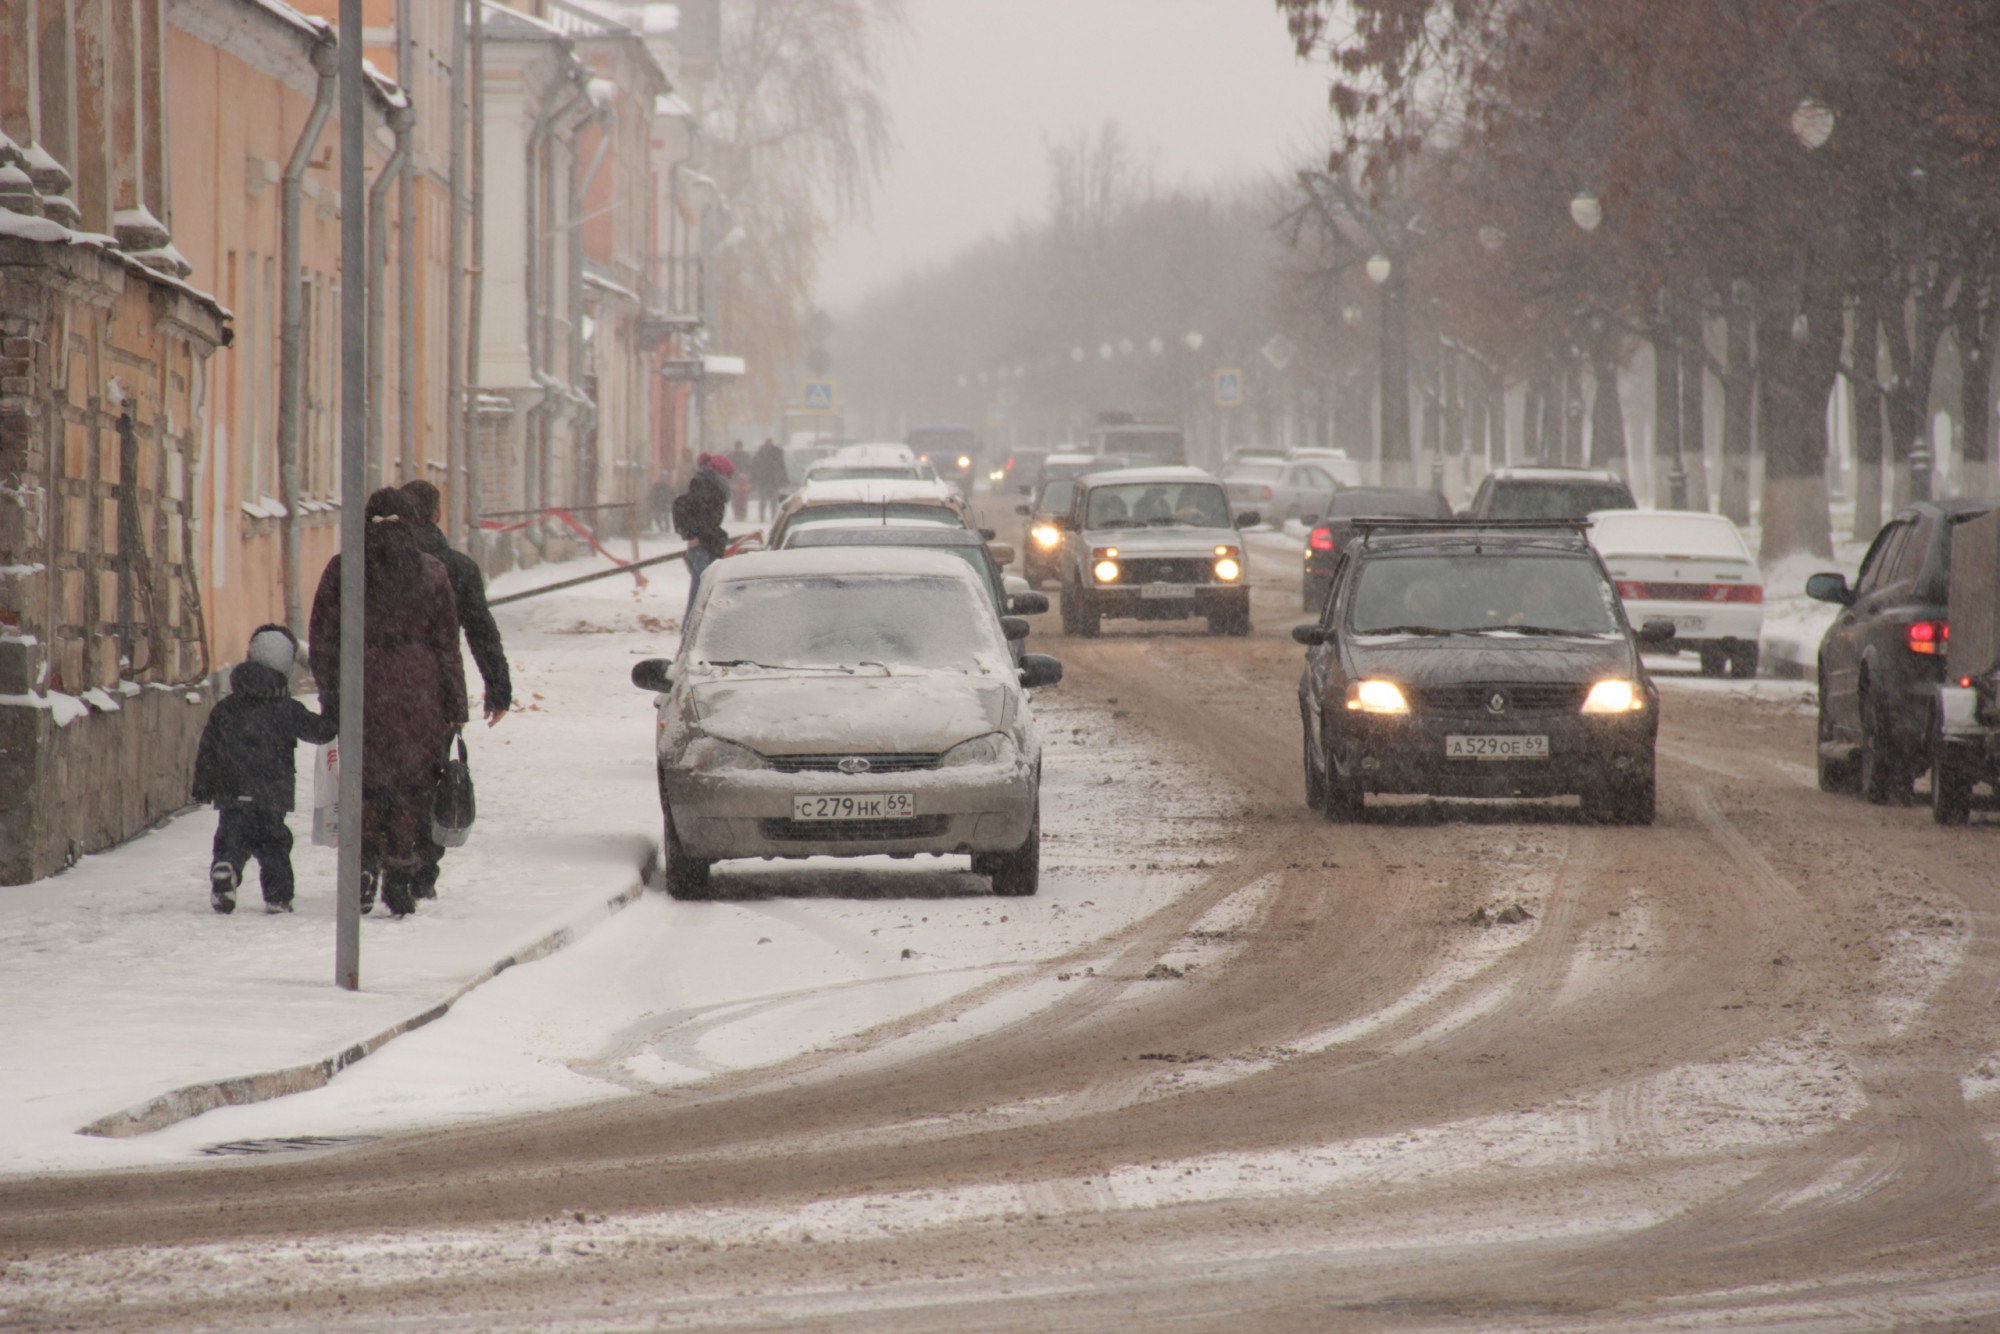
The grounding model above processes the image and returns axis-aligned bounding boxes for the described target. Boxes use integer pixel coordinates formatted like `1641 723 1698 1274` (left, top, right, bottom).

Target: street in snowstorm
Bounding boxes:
7 0 2000 1331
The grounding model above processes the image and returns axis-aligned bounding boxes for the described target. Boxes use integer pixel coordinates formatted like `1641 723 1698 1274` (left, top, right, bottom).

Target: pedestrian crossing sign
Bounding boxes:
802 379 837 412
1215 369 1243 407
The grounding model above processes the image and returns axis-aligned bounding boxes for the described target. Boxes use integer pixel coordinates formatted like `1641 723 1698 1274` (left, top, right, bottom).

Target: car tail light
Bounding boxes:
1309 528 1335 551
1615 580 1763 603
1908 619 1947 654
1714 584 1763 603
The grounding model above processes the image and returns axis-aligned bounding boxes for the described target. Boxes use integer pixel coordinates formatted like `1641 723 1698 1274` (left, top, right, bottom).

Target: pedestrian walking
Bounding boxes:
752 437 786 520
672 453 732 622
649 474 676 533
192 624 337 914
401 479 511 900
307 487 469 918
727 440 753 521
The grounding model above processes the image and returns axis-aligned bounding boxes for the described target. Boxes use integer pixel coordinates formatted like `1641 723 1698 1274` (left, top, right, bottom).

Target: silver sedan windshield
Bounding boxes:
694 574 1007 670
1351 554 1621 636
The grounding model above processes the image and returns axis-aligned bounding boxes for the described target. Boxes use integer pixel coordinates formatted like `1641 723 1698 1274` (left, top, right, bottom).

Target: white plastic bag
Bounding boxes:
311 741 340 847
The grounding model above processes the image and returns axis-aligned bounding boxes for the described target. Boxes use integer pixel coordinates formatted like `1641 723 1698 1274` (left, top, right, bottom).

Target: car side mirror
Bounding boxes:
979 527 997 540
1000 616 1032 641
1291 624 1328 646
1018 653 1063 687
1635 619 1677 647
1805 572 1854 606
1235 511 1262 529
988 542 1017 566
631 658 674 692
1015 504 1033 517
1009 591 1051 616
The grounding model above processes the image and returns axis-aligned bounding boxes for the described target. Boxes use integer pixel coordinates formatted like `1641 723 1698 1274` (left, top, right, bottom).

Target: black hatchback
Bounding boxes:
1292 522 1673 824
1807 498 1999 802
1303 487 1453 611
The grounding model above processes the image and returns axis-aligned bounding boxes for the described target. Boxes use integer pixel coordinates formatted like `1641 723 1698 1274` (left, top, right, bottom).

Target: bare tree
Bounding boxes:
705 0 904 421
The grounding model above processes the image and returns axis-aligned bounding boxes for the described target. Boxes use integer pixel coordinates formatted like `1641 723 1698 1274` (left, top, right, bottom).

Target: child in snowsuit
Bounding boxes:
191 625 338 914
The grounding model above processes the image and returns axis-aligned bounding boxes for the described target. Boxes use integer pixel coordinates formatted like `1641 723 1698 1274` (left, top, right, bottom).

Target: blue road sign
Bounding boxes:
1214 369 1243 407
802 379 837 412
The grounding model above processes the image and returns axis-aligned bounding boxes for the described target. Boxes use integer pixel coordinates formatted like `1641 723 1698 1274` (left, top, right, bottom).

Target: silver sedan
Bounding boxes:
631 548 1062 899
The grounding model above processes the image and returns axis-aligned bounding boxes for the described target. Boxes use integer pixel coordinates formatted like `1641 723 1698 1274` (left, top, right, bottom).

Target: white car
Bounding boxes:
1589 510 1763 677
803 442 927 482
1288 448 1365 487
632 548 1063 899
768 476 967 545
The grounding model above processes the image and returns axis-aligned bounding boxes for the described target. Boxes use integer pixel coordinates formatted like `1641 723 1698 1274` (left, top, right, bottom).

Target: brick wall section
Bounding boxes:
0 234 223 885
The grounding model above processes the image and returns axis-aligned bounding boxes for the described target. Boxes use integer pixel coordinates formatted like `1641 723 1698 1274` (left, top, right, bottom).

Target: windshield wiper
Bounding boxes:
704 659 859 672
1357 624 1455 637
1489 625 1606 637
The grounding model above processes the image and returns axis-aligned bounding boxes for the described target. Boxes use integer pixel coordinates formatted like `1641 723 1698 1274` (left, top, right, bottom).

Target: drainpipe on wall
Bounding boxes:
569 88 612 508
397 0 417 486
365 102 413 489
465 0 486 561
278 34 341 636
523 71 590 536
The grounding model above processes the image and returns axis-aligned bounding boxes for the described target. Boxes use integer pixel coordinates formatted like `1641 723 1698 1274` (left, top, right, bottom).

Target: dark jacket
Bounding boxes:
673 467 730 555
415 521 512 713
752 441 786 491
308 552 470 788
192 661 338 813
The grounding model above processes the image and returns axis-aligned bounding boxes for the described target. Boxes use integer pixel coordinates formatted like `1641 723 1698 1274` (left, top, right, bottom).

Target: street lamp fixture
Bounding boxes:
1790 97 1836 150
1183 332 1204 351
1569 192 1602 232
1365 254 1393 284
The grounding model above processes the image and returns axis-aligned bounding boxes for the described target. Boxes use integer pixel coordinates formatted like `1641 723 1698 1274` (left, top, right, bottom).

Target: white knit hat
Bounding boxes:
247 626 297 674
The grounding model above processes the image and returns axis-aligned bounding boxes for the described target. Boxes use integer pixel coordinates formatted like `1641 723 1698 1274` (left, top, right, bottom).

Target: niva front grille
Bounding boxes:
767 753 943 774
1410 683 1589 715
1123 558 1213 584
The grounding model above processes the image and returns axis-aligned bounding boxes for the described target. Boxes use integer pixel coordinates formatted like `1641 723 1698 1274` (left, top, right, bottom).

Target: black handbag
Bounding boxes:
433 735 476 847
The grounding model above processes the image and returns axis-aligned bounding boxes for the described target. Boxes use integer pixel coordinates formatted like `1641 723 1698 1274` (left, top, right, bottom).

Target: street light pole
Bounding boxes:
1368 254 1411 484
335 0 367 990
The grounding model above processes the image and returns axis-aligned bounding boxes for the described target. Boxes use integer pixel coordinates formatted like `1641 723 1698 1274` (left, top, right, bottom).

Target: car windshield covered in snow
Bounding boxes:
693 574 1007 671
1085 481 1230 529
1350 553 1622 637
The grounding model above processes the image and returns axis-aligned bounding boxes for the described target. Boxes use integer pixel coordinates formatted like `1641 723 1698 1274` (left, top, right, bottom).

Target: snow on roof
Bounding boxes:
708 546 981 584
1588 510 1754 561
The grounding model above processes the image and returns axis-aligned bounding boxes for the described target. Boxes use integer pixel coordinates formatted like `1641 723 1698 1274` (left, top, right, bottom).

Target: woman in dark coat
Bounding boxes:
308 487 469 917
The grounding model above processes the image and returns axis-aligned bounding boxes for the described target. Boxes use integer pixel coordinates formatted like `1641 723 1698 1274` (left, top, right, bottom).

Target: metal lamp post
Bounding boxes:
1367 253 1411 484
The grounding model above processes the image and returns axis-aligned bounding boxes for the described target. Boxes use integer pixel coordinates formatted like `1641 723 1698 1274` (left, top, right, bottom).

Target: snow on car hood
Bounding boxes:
688 672 1011 754
1082 526 1235 555
1348 634 1633 686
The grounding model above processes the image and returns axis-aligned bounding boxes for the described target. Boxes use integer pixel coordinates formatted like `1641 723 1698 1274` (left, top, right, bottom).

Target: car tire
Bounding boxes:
1071 592 1101 638
1858 692 1913 805
988 807 1039 896
660 806 713 900
1728 643 1759 678
1319 743 1363 822
1698 644 1728 677
1301 714 1325 809
1932 743 1974 825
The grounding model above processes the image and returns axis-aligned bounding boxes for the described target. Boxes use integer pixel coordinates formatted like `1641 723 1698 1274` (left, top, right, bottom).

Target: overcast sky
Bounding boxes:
815 0 1335 313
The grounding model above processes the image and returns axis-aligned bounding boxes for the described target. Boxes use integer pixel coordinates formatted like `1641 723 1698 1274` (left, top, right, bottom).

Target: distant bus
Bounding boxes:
1090 419 1186 467
905 424 979 495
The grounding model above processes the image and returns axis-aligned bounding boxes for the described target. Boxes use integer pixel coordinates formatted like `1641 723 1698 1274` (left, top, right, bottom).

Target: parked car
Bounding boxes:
1057 467 1254 637
1017 476 1078 589
767 477 967 546
1292 521 1673 823
1464 466 1636 521
781 442 839 487
1302 487 1453 612
803 442 925 483
1589 510 1763 678
1808 498 2000 802
782 524 1051 661
632 548 1061 899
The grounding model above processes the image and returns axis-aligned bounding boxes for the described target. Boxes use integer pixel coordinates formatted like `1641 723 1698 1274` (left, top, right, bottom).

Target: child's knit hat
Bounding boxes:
247 624 298 674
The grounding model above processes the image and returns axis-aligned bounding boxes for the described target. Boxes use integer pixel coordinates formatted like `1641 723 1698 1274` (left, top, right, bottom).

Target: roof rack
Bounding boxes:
1348 517 1593 549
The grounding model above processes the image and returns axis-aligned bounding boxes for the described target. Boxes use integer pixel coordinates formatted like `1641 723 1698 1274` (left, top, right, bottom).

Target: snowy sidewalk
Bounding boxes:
0 536 697 1176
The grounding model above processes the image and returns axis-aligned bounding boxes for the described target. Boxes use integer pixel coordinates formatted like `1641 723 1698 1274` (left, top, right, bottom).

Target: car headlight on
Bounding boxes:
1093 559 1121 583
1214 556 1242 581
957 455 972 470
683 736 770 771
1346 679 1410 714
989 468 1006 482
940 732 1015 767
1031 524 1062 549
1582 679 1645 713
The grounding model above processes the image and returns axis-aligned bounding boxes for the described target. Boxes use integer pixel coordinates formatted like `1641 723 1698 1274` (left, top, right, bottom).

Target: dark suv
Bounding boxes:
1465 467 1636 521
1292 521 1672 823
1808 498 2000 802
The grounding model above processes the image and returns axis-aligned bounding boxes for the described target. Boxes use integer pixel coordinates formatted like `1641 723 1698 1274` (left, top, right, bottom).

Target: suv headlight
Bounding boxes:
940 733 1016 767
683 736 770 771
1031 523 1062 549
1581 679 1644 713
1346 680 1409 714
